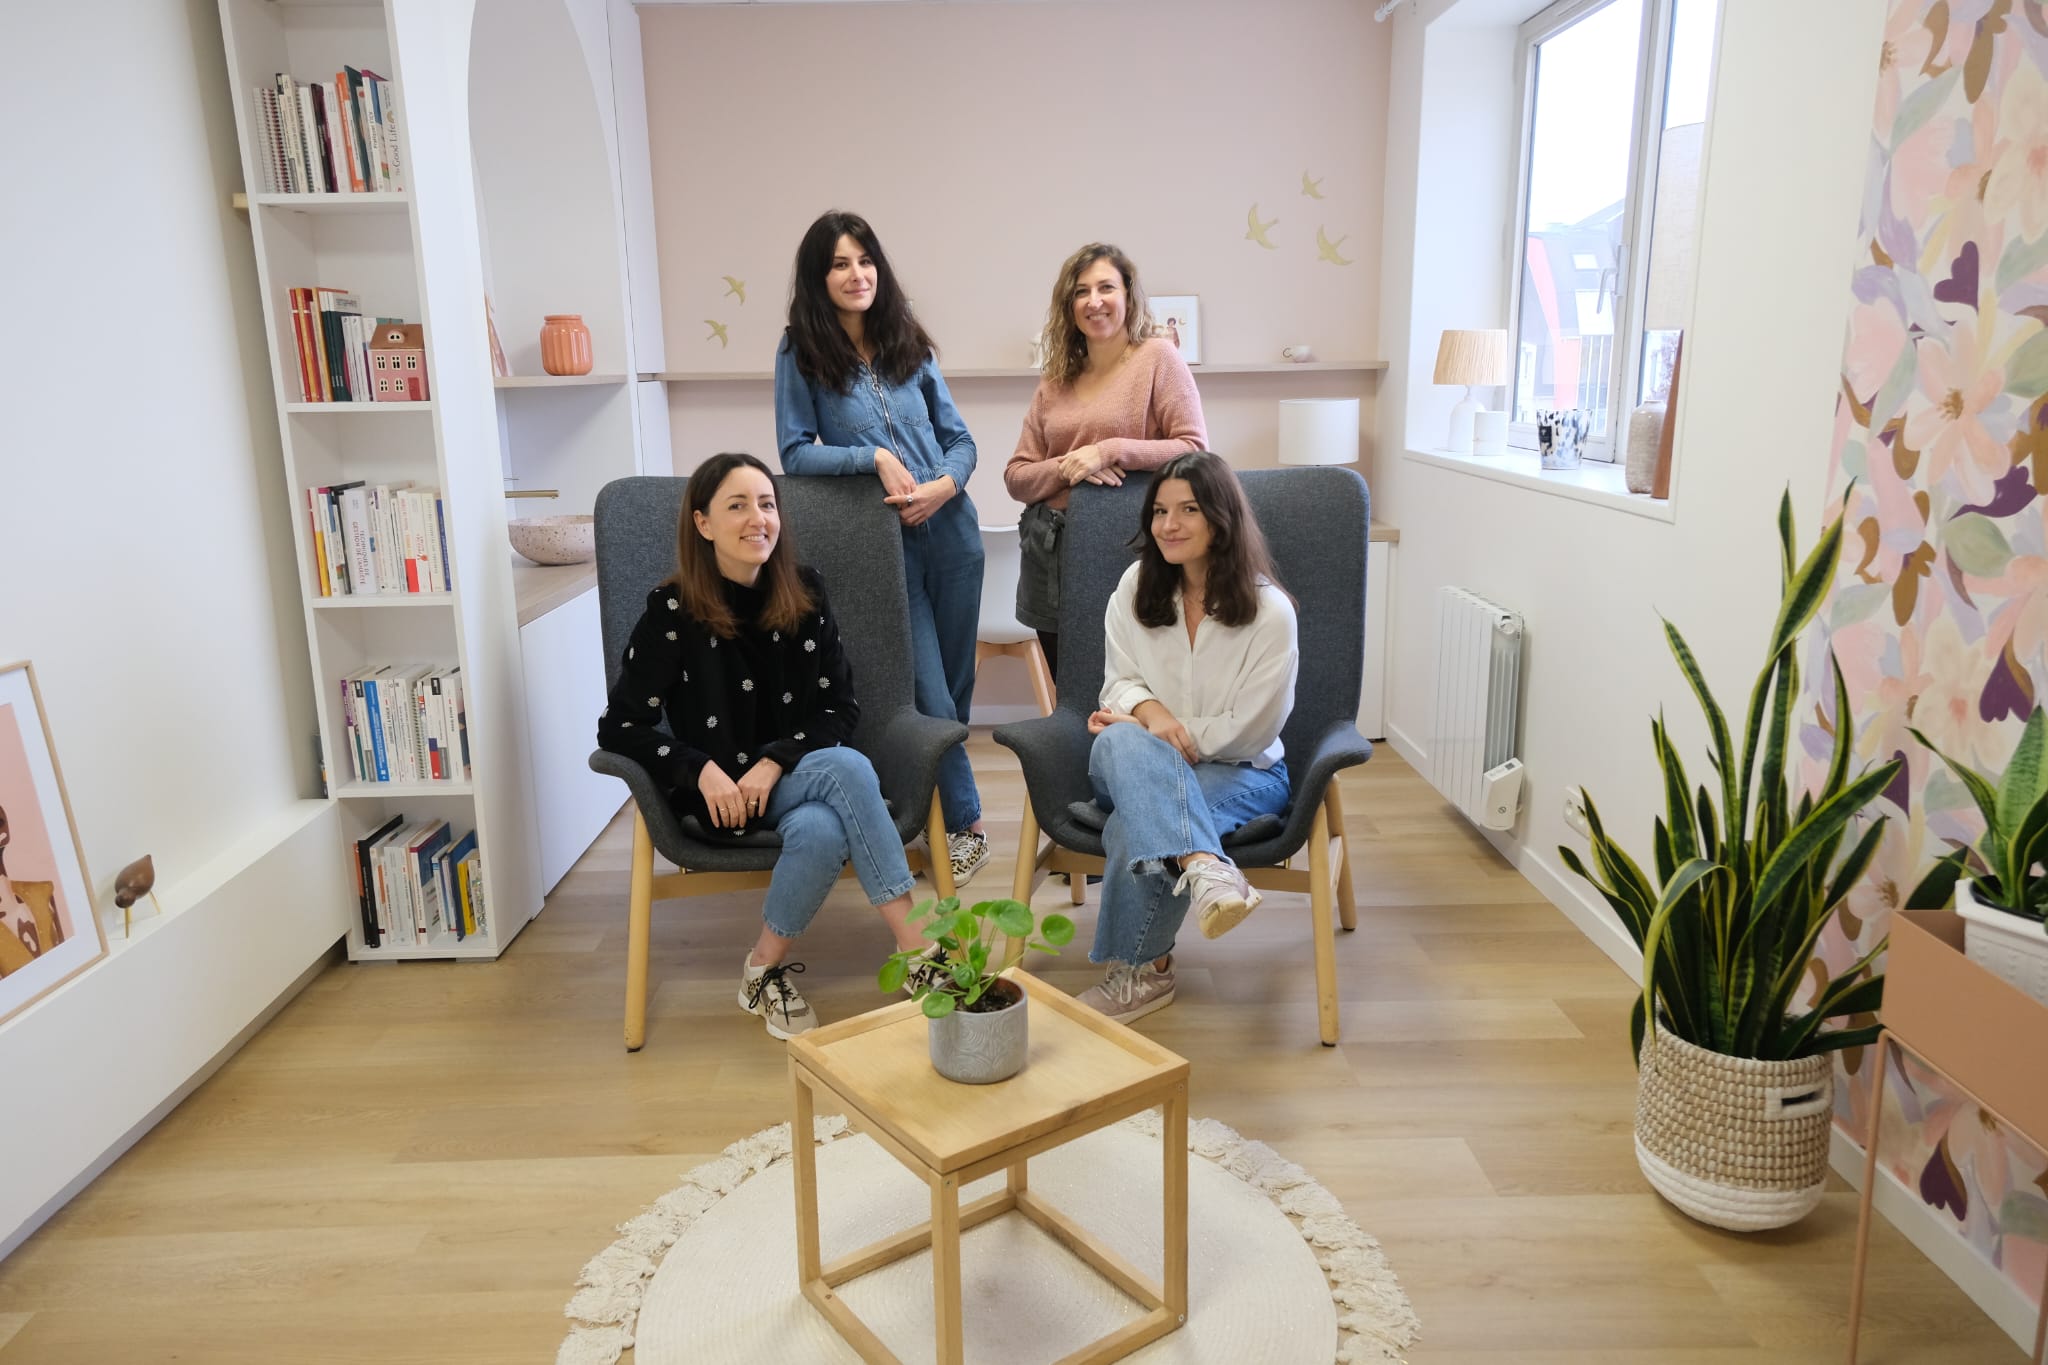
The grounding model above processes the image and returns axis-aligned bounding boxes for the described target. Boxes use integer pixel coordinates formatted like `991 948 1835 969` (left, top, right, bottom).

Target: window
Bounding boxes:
1509 0 1719 459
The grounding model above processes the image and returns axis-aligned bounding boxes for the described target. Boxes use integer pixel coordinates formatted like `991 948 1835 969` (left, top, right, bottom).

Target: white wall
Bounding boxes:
0 0 354 1252
1375 0 1886 965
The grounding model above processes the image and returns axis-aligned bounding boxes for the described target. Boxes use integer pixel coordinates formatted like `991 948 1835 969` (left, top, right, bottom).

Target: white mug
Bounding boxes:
1282 345 1315 363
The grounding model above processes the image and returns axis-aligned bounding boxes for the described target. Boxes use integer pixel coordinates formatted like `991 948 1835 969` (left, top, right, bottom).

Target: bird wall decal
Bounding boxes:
1301 172 1324 199
1245 203 1278 250
705 319 730 348
1316 226 1353 265
722 276 746 303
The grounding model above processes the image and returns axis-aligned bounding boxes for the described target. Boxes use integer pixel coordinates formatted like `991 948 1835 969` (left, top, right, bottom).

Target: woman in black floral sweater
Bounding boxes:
598 453 930 1039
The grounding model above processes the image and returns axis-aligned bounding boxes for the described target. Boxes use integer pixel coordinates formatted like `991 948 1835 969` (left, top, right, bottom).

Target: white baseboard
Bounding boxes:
0 799 352 1259
1829 1127 2041 1352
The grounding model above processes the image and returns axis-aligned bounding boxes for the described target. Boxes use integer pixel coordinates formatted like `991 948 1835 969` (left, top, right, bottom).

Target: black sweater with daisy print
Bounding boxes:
597 567 858 832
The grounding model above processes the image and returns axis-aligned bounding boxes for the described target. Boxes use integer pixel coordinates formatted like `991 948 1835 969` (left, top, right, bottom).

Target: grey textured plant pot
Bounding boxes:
927 978 1028 1084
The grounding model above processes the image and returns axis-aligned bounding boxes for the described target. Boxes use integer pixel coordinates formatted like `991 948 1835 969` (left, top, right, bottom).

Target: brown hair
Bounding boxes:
1130 452 1284 630
670 453 815 638
783 210 936 392
1037 242 1155 390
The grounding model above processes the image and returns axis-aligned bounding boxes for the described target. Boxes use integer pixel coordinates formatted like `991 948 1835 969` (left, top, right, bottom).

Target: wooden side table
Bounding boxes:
786 969 1192 1365
1845 910 2048 1364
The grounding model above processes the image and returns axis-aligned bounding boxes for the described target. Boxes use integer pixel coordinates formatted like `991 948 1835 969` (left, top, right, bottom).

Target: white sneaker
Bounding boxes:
901 942 952 997
1175 857 1262 939
738 955 816 1040
1076 957 1177 1024
947 831 991 888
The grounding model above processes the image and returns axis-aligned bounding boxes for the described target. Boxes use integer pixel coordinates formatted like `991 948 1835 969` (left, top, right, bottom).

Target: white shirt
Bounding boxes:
1099 563 1297 768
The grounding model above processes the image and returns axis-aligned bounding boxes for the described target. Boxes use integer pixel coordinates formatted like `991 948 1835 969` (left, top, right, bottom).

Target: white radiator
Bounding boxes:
1429 587 1525 829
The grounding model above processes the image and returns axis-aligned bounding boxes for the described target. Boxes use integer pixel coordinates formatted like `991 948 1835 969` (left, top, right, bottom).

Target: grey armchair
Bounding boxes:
993 466 1372 1045
588 475 966 1050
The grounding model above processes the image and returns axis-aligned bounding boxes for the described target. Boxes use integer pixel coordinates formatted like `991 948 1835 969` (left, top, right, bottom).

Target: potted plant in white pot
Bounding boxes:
1909 706 2048 1005
1560 490 1912 1231
878 896 1076 1084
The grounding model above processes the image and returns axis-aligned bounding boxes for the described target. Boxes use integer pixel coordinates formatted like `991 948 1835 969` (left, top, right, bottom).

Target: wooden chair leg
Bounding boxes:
1024 640 1056 717
1069 862 1086 904
1013 800 1043 905
624 810 656 1052
928 791 956 901
1307 801 1341 1046
1326 783 1357 931
1845 1033 1893 1365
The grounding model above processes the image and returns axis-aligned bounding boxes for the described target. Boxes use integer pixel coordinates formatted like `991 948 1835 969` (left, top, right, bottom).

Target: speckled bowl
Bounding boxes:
509 515 595 566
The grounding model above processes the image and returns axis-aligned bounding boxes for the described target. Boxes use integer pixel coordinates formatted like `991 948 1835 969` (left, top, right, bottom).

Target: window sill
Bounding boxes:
1402 447 1676 523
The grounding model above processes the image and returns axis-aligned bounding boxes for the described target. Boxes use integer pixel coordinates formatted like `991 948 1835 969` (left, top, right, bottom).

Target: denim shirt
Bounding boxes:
773 339 978 493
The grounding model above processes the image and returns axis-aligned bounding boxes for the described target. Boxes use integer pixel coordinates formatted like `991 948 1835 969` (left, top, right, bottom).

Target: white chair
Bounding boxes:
975 523 1054 717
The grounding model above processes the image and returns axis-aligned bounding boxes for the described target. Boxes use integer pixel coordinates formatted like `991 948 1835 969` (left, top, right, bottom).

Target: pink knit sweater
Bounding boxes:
1004 338 1208 511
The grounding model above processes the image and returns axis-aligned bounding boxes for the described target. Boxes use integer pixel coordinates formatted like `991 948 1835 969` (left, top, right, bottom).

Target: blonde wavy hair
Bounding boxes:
1037 243 1155 389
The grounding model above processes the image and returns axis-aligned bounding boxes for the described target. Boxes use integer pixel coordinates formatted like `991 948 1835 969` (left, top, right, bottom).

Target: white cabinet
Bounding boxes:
519 585 624 893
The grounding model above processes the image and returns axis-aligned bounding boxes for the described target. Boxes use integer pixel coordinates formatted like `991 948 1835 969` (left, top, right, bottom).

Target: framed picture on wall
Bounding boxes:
1149 295 1202 365
0 660 105 1026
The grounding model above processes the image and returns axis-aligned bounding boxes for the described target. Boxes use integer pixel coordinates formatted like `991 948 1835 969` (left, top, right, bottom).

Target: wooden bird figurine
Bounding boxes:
1245 204 1279 250
113 854 161 938
705 319 730 348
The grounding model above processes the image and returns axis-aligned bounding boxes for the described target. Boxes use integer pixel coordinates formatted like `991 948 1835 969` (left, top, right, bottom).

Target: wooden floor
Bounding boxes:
0 739 2020 1363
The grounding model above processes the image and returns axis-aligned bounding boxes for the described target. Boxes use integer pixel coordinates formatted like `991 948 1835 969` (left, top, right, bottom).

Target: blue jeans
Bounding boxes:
905 501 984 832
1085 723 1291 965
759 748 916 938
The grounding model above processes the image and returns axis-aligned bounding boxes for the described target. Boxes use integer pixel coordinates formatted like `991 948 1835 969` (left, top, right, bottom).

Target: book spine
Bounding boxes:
308 83 336 193
295 85 321 194
380 83 405 191
365 76 390 191
307 488 331 596
363 675 390 782
333 72 364 193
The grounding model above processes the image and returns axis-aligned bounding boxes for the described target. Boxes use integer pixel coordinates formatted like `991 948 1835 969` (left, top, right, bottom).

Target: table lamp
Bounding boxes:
1433 328 1508 455
1277 398 1360 466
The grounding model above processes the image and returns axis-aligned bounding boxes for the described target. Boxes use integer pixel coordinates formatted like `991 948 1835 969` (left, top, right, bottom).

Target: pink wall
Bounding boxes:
639 0 1392 490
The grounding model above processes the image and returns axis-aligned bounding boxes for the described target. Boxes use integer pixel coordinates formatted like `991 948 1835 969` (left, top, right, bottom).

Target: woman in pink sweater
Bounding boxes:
1005 243 1208 679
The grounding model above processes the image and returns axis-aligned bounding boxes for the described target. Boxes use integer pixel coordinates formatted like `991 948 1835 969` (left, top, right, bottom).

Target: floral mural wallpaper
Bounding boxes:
1819 0 2048 1312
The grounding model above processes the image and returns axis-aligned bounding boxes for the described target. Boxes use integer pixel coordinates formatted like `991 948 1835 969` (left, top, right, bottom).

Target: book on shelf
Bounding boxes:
350 817 484 948
255 67 404 195
287 287 424 403
307 482 451 596
338 664 469 786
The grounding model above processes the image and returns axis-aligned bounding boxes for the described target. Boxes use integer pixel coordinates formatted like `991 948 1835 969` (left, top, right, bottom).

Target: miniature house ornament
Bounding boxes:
368 323 429 401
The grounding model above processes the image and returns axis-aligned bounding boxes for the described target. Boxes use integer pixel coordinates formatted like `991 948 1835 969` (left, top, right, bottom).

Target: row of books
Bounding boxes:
257 68 404 195
308 482 452 597
289 287 415 403
339 666 471 786
353 815 485 949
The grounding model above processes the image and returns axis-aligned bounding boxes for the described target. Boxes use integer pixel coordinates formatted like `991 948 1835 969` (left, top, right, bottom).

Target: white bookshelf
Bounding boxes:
220 0 542 960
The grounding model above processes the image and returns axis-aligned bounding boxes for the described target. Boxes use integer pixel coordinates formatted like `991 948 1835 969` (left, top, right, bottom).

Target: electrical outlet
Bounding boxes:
1562 785 1591 839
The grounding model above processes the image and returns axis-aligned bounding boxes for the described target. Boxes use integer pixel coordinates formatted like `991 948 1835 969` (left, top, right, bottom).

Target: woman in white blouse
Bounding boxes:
1074 451 1297 1025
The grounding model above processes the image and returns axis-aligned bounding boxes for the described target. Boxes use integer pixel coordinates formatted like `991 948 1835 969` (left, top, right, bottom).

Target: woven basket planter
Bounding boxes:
1634 1027 1833 1231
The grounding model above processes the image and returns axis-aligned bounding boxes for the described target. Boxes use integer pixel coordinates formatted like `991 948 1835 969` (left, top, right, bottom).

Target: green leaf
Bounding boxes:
948 960 976 989
877 957 908 994
1996 1191 2048 1244
992 900 1035 939
1893 67 1960 147
1946 513 2017 577
1803 1022 1883 1054
969 941 990 975
2007 327 2048 399
1826 818 1887 914
1638 858 1724 1047
1040 914 1076 946
1664 620 1739 836
921 992 956 1019
1910 725 2002 834
1996 708 2048 831
1751 764 1902 915
1777 490 1796 592
1905 846 1969 909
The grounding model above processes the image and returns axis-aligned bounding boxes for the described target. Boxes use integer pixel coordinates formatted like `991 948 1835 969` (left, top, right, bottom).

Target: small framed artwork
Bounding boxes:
0 660 105 1026
1149 295 1202 365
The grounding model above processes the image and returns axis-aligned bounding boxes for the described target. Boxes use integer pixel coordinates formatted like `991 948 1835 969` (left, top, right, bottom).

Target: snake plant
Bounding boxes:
1560 489 1904 1062
1910 706 2048 922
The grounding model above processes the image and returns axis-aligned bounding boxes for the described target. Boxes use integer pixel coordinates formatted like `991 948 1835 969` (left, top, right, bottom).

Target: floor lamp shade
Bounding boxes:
1434 328 1508 455
1277 398 1360 465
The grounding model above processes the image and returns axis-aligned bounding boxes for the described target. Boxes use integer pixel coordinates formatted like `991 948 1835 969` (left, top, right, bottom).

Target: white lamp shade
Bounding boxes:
1277 398 1360 466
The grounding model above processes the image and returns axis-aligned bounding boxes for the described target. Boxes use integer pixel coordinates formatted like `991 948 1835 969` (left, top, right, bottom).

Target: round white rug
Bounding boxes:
558 1112 1418 1365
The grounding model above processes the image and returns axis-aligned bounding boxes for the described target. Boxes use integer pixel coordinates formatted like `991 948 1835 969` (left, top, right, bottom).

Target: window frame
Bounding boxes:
1505 0 1685 461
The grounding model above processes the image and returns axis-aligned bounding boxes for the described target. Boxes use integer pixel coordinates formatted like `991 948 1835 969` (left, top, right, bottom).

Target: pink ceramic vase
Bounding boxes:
540 314 594 376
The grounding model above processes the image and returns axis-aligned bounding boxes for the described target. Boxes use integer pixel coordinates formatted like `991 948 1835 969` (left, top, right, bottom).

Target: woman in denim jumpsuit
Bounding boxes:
773 211 990 887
